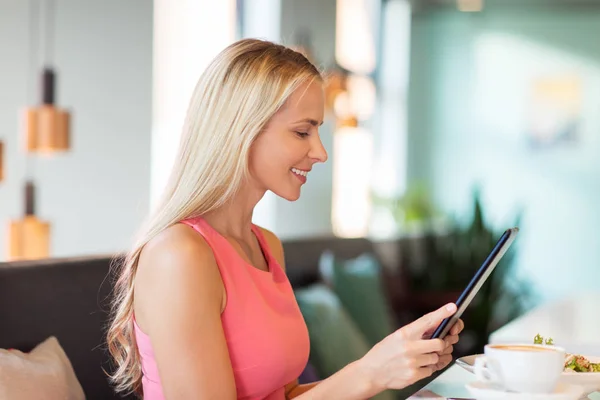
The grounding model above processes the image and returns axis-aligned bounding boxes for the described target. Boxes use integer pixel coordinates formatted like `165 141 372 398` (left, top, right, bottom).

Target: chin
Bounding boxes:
273 188 301 202
280 192 301 202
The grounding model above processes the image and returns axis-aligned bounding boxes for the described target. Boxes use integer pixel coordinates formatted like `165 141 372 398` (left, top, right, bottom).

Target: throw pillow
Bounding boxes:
0 336 85 400
319 251 395 346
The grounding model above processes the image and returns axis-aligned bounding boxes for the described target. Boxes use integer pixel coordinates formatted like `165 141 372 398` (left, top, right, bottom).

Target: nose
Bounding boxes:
308 135 328 163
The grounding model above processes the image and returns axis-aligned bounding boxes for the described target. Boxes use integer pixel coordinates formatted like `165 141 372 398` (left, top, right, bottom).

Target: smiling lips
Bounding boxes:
291 167 309 183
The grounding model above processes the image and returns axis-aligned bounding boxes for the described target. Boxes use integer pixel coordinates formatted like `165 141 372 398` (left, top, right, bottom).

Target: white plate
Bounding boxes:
456 354 600 398
466 381 584 400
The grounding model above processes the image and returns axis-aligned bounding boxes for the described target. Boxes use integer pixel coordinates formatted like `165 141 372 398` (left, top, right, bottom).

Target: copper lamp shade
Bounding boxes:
336 115 358 130
7 216 51 261
23 68 71 153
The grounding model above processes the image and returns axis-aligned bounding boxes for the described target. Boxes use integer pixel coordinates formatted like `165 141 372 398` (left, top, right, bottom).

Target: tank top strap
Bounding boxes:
180 217 220 245
179 216 242 289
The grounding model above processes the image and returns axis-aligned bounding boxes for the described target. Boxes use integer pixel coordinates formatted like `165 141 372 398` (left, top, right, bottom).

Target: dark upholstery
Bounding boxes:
0 255 130 400
281 236 377 287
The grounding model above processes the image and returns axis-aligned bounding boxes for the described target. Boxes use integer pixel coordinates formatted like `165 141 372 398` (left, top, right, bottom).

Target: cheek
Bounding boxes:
248 137 288 177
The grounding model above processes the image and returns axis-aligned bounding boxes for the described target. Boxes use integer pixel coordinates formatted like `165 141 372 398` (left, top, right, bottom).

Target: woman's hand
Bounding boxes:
423 316 464 372
357 303 462 396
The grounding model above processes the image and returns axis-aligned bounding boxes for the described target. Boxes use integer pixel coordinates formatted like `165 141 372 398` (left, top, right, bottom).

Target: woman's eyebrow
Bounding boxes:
292 118 324 126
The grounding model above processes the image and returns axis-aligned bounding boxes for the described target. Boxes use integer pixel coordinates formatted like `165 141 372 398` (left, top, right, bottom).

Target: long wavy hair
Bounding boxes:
105 38 322 396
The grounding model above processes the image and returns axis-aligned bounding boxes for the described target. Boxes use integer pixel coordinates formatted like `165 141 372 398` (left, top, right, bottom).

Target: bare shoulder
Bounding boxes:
256 225 286 270
135 223 219 287
139 223 214 266
134 223 224 330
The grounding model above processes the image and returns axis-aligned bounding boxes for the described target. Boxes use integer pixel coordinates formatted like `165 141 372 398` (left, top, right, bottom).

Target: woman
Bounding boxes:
106 38 464 400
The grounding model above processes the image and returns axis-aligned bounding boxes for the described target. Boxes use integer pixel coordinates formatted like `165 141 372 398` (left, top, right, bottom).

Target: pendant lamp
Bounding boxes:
7 180 51 261
23 0 71 154
23 68 70 153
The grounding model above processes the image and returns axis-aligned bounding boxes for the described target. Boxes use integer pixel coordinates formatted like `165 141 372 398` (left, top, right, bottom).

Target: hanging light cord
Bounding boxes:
24 0 41 180
41 0 55 68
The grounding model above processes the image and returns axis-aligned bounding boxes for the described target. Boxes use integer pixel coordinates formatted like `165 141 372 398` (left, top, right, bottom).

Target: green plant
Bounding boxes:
371 183 442 228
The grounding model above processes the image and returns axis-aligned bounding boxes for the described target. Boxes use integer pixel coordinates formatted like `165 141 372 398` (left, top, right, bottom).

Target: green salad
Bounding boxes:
533 333 554 345
533 334 600 373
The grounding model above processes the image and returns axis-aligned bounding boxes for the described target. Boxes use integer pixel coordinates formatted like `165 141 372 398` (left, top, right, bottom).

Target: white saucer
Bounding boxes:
466 381 585 400
456 353 600 397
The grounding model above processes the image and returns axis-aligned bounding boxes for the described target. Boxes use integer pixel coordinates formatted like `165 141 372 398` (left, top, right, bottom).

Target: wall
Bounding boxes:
0 0 152 260
150 0 236 210
408 7 600 301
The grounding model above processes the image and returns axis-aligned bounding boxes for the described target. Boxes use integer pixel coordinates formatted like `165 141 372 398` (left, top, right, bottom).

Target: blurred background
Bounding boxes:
1 0 599 395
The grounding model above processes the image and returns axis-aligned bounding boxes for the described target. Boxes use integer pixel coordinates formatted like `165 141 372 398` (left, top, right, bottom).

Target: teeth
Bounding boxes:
291 168 308 177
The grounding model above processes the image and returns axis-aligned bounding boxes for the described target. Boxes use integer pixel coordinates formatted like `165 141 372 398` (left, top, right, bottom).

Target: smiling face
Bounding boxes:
248 79 328 201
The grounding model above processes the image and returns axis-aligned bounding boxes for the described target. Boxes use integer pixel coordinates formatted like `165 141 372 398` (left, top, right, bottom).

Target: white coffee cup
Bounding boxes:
474 343 566 393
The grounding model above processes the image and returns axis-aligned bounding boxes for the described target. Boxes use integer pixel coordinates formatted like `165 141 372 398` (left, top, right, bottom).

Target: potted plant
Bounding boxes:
373 185 537 353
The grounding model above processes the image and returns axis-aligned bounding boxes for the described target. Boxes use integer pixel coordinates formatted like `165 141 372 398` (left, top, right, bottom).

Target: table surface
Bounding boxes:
411 291 600 399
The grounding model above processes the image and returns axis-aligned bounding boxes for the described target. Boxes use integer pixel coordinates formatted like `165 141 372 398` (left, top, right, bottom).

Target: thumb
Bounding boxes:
401 303 457 339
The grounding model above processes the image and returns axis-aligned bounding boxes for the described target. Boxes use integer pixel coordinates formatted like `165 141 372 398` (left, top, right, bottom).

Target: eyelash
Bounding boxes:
295 131 310 138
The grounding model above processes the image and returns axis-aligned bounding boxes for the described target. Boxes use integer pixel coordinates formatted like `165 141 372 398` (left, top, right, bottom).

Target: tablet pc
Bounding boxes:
430 227 519 340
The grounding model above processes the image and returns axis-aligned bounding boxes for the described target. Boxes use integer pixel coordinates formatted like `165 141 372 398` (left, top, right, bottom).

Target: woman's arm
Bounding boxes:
134 224 237 399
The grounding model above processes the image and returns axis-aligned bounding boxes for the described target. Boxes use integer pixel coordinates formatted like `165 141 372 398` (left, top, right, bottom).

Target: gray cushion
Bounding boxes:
319 251 395 346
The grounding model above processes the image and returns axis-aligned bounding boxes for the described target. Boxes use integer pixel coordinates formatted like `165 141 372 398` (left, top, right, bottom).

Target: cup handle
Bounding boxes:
474 356 501 386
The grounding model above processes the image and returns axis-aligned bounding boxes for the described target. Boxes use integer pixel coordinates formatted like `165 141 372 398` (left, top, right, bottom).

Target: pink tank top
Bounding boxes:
133 217 310 399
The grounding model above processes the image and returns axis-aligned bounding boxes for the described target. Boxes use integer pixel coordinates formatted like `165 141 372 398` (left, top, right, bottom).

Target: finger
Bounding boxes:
439 344 453 356
409 338 446 355
421 329 433 340
435 354 453 370
444 334 459 346
450 319 464 335
414 352 440 368
401 303 457 339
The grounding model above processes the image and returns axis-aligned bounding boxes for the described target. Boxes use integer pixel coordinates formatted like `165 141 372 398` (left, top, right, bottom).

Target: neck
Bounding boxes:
202 183 266 239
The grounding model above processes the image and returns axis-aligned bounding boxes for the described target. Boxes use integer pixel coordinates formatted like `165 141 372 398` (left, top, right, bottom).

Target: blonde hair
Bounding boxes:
106 38 322 396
